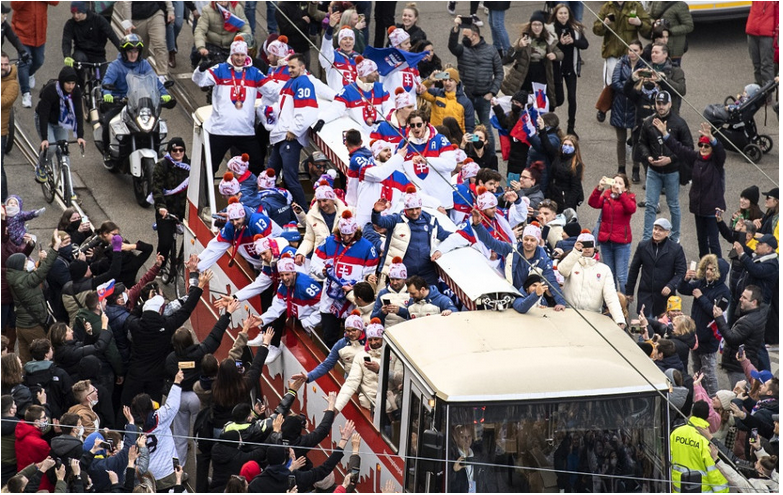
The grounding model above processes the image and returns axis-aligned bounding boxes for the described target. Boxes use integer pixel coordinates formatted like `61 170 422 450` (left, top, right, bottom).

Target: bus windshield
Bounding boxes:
445 395 668 493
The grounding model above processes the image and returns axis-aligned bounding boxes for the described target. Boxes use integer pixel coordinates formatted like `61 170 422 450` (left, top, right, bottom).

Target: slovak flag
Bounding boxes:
510 108 537 144
217 3 246 33
362 46 430 77
531 82 549 113
456 222 477 244
97 279 115 301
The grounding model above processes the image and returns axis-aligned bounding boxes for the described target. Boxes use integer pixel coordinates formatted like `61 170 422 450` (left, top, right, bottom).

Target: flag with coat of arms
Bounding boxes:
216 3 246 32
97 279 115 301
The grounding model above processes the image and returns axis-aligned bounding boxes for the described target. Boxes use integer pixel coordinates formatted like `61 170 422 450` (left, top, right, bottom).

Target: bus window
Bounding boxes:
405 390 438 493
446 395 667 493
405 392 421 493
381 346 404 452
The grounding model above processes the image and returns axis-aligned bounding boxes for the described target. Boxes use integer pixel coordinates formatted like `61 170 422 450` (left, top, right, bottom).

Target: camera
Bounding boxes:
581 241 594 249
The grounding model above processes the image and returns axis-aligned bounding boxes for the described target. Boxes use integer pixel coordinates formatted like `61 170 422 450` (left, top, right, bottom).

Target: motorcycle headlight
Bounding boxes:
136 108 156 132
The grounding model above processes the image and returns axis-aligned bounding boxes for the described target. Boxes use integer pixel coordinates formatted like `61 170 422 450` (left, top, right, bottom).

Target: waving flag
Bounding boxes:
455 221 477 244
97 279 115 301
510 108 537 145
362 46 430 77
531 82 549 113
217 3 246 33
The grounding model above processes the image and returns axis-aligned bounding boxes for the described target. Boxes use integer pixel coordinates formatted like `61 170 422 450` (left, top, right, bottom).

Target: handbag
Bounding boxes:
8 283 55 331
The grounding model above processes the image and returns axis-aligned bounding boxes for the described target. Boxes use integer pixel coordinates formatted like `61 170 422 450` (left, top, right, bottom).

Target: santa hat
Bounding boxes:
388 26 410 48
277 252 296 273
338 210 358 235
314 179 337 200
476 186 497 211
266 35 290 58
257 168 276 189
355 56 378 79
227 153 250 175
403 185 422 209
522 221 542 241
219 172 240 196
338 25 355 42
230 35 248 56
394 87 415 109
226 197 246 220
365 317 385 339
344 309 365 331
389 256 407 280
576 229 595 244
370 139 392 158
460 160 479 181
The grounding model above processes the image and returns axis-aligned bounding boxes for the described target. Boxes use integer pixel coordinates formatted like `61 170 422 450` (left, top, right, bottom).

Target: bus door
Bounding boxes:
402 380 441 493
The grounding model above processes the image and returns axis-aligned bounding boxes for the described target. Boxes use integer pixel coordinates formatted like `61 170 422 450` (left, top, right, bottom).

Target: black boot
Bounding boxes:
567 127 579 140
632 167 641 184
596 110 606 122
618 167 626 175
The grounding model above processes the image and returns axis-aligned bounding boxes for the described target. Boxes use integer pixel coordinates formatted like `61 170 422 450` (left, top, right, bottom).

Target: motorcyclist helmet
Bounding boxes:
119 34 144 62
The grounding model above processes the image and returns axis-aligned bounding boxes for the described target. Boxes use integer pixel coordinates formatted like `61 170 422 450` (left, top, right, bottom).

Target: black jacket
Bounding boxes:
22 360 74 419
635 110 692 177
666 135 726 216
539 126 584 212
209 440 267 492
394 23 427 45
626 237 687 317
46 248 74 322
53 329 113 382
717 304 768 373
275 2 311 54
126 285 202 379
491 105 529 173
61 10 120 60
247 447 346 493
164 312 231 392
677 258 732 355
448 30 504 97
35 67 84 140
152 155 191 219
286 410 335 471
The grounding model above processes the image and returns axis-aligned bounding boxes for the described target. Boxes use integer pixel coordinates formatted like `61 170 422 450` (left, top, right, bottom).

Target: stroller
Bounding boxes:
702 79 778 163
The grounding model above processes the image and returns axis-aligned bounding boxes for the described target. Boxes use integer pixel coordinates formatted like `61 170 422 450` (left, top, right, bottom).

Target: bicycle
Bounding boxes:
73 60 109 126
39 139 84 208
155 213 186 298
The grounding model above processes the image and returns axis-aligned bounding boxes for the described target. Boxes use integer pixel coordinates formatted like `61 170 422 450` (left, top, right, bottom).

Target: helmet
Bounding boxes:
119 34 143 62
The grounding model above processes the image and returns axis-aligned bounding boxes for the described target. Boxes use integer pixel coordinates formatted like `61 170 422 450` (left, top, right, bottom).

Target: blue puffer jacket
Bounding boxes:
102 53 168 98
610 54 644 129
677 258 731 355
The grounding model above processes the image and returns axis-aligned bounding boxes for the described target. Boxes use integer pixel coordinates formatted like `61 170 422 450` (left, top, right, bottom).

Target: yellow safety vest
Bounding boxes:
670 417 729 493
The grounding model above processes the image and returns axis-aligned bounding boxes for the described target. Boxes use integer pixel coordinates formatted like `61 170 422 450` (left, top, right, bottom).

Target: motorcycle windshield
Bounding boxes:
126 71 160 116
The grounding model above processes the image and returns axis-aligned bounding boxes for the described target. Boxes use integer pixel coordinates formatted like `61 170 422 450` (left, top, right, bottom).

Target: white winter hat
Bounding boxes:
388 256 407 280
394 87 415 109
365 317 385 339
227 153 250 176
387 27 410 48
219 172 240 196
314 180 337 201
226 197 246 220
276 253 296 273
476 186 497 211
257 168 276 190
403 185 422 209
355 56 378 79
344 309 365 331
337 210 359 235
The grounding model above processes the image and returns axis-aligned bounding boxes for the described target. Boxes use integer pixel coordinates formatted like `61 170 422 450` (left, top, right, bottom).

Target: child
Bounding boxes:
727 84 761 111
4 195 45 245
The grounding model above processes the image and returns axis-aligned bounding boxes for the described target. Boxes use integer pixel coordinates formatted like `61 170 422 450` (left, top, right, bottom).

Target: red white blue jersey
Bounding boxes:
196 211 282 271
401 127 458 208
260 272 323 325
331 83 392 133
192 63 278 135
319 35 359 91
312 237 379 284
346 147 375 206
381 66 420 108
269 75 319 146
451 183 478 224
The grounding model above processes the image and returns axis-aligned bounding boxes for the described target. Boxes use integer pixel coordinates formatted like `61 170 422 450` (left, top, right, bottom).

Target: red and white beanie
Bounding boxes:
522 221 542 241
476 186 497 211
370 139 392 158
577 229 595 244
454 147 468 164
252 234 270 256
355 56 377 79
389 256 407 280
219 172 240 196
394 87 415 109
365 317 385 339
338 210 358 235
227 153 250 176
344 309 365 331
314 180 337 201
230 35 248 56
387 26 410 48
276 252 296 273
403 185 422 209
257 168 276 189
226 197 246 220
460 160 479 181
266 35 290 59
338 25 355 42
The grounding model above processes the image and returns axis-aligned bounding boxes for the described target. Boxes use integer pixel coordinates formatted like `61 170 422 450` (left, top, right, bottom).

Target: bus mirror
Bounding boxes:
419 429 444 472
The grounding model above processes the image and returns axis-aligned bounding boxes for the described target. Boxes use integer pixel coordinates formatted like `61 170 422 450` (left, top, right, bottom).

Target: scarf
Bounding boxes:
56 82 78 132
146 155 190 204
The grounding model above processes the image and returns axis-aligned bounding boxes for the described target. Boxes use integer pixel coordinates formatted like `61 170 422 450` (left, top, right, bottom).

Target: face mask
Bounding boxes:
643 81 656 91
473 140 485 150
5 204 19 217
90 399 99 407
561 144 575 155
38 419 49 431
25 260 36 272
76 426 84 438
462 36 472 47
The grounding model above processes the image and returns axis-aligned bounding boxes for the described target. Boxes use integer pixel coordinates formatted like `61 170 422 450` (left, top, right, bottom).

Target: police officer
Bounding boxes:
670 399 729 493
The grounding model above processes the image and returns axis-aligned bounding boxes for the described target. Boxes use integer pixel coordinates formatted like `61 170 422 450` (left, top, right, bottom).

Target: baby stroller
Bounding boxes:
702 79 778 163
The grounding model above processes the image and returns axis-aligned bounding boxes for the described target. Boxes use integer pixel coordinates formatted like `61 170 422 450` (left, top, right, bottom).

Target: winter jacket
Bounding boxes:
610 54 644 129
717 304 767 373
248 447 346 493
648 2 694 58
61 10 120 59
492 105 531 175
49 433 83 463
102 53 168 99
735 395 779 441
46 247 75 322
14 421 50 473
745 1 779 37
371 285 409 328
655 353 685 374
666 135 726 216
1 413 18 484
61 251 122 326
125 285 203 380
296 199 349 257
501 26 563 101
626 236 687 318
539 126 583 212
54 329 113 381
152 155 191 219
427 81 476 132
22 359 74 419
10 1 58 47
164 312 231 392
275 2 311 54
448 30 504 97
399 285 458 320
1 19 26 61
335 345 383 411
193 2 251 51
284 410 336 472
550 20 588 80
394 22 427 46
1 64 18 136
588 189 636 244
0 382 32 419
72 307 124 374
1 217 34 300
736 251 778 306
635 110 692 176
592 2 652 59
5 248 58 329
421 85 465 131
677 258 732 355
558 249 625 325
670 416 729 493
83 424 137 493
209 439 267 492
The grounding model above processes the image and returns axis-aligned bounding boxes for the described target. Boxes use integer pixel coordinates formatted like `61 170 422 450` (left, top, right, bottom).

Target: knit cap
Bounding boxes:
219 172 240 196
403 185 422 209
387 26 410 48
355 56 378 79
389 256 407 280
226 197 246 220
257 168 276 190
227 154 250 176
476 186 497 211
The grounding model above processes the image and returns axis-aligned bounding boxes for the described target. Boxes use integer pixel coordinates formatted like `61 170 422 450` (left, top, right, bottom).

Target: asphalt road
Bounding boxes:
3 2 777 360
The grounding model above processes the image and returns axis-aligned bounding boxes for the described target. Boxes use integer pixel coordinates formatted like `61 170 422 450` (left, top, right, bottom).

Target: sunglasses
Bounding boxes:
409 122 425 128
171 147 185 153
697 143 711 149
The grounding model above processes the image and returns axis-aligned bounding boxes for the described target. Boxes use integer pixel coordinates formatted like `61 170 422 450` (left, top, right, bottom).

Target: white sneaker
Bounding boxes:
471 14 483 27
29 74 35 89
22 92 32 108
264 344 282 364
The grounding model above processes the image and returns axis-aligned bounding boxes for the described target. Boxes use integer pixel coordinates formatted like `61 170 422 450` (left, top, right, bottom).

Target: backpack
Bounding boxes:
193 407 216 454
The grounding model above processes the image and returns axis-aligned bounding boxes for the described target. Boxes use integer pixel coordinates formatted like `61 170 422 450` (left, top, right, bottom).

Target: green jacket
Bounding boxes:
73 308 124 376
6 248 58 329
648 1 694 58
151 155 190 218
593 1 652 59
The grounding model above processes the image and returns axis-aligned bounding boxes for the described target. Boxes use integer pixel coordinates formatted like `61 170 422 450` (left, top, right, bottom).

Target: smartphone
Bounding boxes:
750 428 758 443
581 241 594 249
689 261 697 271
638 69 653 78
235 360 243 368
350 466 360 481
172 457 180 470
99 440 113 450
288 474 297 490
81 216 89 224
357 13 365 23
738 344 745 359
470 134 480 142
363 356 371 363
604 178 615 186
458 15 473 27
433 71 450 80
607 13 616 22
381 296 392 305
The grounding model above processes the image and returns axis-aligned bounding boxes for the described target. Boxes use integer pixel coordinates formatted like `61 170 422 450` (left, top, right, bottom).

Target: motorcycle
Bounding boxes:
98 72 176 207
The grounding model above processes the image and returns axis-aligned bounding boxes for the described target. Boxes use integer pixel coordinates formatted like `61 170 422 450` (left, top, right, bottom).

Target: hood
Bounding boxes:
1 64 17 81
716 258 730 285
15 420 43 441
350 147 374 161
78 355 102 381
6 194 22 211
83 430 107 455
23 359 54 375
51 434 84 460
6 252 27 271
261 463 290 482
668 385 689 410
58 66 79 87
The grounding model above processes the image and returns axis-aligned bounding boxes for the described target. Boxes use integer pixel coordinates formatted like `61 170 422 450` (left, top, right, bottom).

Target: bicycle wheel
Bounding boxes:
62 161 72 207
39 155 55 204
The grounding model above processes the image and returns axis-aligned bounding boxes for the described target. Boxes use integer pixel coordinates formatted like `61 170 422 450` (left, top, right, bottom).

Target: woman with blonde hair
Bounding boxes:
394 3 427 46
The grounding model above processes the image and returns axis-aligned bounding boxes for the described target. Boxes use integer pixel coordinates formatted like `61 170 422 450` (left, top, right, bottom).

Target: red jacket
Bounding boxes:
15 420 54 491
746 1 778 37
587 188 637 245
10 1 58 48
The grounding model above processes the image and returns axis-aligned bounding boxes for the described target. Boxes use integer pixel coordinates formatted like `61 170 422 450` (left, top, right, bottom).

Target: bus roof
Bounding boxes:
385 308 669 402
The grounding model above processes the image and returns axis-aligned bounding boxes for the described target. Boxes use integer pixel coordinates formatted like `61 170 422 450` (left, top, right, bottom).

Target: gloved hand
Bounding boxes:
161 95 172 103
312 119 325 133
64 57 75 67
111 234 123 252
20 51 31 64
103 94 114 104
198 59 212 72
34 207 46 217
